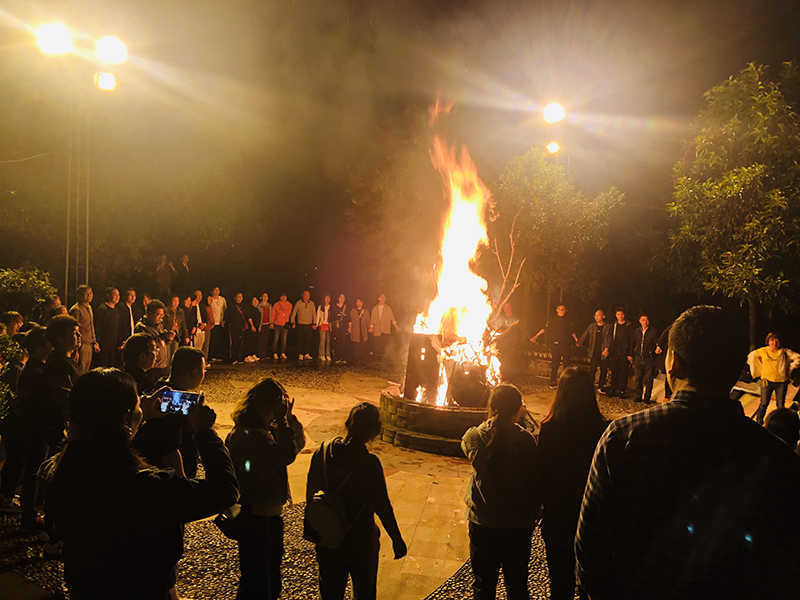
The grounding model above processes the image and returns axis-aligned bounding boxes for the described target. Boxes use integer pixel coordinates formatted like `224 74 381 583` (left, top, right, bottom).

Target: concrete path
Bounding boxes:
204 370 797 600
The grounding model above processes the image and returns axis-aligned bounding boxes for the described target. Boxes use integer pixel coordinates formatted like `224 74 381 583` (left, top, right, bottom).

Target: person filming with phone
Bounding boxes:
39 368 239 600
225 378 306 600
133 346 206 478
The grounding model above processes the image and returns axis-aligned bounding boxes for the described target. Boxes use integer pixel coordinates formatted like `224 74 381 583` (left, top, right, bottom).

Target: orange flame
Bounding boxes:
414 125 498 405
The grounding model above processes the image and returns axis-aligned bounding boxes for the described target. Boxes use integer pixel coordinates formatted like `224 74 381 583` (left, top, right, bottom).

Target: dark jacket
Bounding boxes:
42 428 239 600
539 418 609 546
461 419 541 528
94 303 121 351
633 326 660 361
656 328 670 372
43 353 81 427
579 321 612 357
609 320 634 358
305 438 399 548
117 303 136 346
332 303 349 333
226 415 305 514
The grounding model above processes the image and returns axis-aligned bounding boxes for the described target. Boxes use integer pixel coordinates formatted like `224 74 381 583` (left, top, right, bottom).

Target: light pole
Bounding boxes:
34 24 126 303
544 103 568 307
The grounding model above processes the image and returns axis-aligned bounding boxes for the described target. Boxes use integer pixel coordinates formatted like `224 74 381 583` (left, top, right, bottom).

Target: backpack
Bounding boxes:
303 441 367 549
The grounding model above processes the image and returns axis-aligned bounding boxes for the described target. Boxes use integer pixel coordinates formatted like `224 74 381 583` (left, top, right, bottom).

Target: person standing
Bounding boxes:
258 293 273 359
632 314 659 403
331 295 349 364
163 295 188 367
134 299 175 383
578 310 612 390
305 403 407 600
271 294 292 360
174 254 191 297
226 379 306 600
348 300 370 364
539 368 608 600
655 327 672 401
68 285 99 375
606 308 634 397
244 296 262 361
749 333 800 425
41 316 82 454
291 291 316 361
182 295 198 347
530 304 579 389
369 294 399 360
576 306 800 599
117 289 137 349
122 333 158 396
227 293 251 364
461 385 541 600
207 287 228 361
192 290 209 357
316 295 333 362
94 287 121 368
156 255 176 299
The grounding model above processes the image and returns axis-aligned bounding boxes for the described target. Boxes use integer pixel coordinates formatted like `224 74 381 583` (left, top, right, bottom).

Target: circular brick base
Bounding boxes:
379 390 487 457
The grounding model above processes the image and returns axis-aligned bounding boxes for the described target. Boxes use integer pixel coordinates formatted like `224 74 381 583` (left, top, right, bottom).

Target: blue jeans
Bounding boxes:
756 380 789 425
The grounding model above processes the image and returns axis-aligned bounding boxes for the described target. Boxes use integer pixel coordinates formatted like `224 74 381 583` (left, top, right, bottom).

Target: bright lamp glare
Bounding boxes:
95 72 116 90
96 36 127 64
36 23 72 55
543 102 566 124
546 141 560 154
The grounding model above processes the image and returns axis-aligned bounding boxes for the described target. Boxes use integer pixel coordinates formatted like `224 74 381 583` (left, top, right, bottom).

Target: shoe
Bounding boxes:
298 354 304 360
304 354 313 360
281 353 287 359
549 383 557 390
598 387 608 395
273 354 279 360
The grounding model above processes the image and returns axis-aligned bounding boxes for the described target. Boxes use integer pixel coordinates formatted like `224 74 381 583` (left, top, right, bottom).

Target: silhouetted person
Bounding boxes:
305 402 407 600
331 294 349 364
228 292 250 364
539 368 608 600
576 305 800 600
94 287 121 367
122 333 158 395
156 254 176 299
606 308 633 397
40 368 238 600
655 326 672 400
632 313 658 403
462 384 541 600
531 304 579 389
68 285 98 374
764 408 800 454
117 289 138 348
42 316 82 453
578 310 612 390
226 378 305 600
348 299 370 364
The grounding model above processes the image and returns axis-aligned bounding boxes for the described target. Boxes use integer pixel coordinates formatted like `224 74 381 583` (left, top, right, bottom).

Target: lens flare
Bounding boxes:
97 36 127 64
36 23 72 55
94 72 116 90
543 102 566 123
546 141 560 153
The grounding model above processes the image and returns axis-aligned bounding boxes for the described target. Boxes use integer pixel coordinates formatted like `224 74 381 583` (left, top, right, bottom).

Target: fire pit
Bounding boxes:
377 101 525 456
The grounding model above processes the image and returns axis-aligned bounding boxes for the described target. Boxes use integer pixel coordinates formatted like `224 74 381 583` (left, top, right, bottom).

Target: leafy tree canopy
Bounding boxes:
490 147 623 298
669 63 800 329
0 265 57 315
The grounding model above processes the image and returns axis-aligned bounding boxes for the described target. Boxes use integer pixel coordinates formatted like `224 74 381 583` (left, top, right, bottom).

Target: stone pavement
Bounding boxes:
203 368 793 600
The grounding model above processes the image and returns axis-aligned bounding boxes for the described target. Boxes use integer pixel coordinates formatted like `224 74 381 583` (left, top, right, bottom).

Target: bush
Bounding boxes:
0 266 57 317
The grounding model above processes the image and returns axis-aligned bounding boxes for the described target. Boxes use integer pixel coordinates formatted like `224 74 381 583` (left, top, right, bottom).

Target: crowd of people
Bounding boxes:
2 286 800 599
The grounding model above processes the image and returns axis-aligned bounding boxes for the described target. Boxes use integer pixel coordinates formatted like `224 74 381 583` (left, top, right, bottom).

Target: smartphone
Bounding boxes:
159 389 201 416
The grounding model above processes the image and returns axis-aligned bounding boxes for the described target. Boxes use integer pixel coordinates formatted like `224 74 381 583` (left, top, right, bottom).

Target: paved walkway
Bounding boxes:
204 370 794 600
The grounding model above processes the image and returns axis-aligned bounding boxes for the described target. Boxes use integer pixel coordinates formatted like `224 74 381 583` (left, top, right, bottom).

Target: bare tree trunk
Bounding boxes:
749 297 757 351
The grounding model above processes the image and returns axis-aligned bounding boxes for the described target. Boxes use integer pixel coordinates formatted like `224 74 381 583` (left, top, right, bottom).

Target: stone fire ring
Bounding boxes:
379 387 487 457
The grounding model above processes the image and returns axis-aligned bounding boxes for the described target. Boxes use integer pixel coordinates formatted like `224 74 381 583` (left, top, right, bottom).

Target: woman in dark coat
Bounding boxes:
538 367 609 600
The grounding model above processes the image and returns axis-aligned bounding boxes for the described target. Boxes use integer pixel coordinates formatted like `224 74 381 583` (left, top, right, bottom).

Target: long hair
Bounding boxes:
344 402 381 445
231 378 287 429
542 367 605 426
52 368 146 523
484 384 523 456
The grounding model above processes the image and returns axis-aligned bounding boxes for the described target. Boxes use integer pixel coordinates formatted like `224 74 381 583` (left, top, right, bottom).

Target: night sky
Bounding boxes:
1 0 799 327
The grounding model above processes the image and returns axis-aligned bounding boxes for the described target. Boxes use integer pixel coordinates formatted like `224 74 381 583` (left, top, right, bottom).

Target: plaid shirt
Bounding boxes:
576 390 800 600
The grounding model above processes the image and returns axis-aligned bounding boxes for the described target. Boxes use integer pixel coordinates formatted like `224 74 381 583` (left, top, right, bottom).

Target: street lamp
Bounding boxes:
546 141 560 154
543 102 566 124
36 23 73 55
94 72 116 91
96 36 127 64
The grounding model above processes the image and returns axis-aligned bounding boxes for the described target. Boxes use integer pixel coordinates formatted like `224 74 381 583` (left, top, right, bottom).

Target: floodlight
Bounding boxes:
36 23 72 55
96 36 127 64
543 102 566 124
546 141 560 154
94 72 116 90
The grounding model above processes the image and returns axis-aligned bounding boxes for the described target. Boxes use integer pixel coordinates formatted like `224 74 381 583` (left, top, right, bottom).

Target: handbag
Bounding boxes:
303 441 367 549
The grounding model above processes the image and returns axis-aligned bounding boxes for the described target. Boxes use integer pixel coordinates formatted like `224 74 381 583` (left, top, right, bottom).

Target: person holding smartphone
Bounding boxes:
40 368 238 600
225 378 306 600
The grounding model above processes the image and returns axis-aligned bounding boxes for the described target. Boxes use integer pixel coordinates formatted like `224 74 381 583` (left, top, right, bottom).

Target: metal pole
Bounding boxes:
85 103 90 285
74 102 82 294
64 90 74 303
